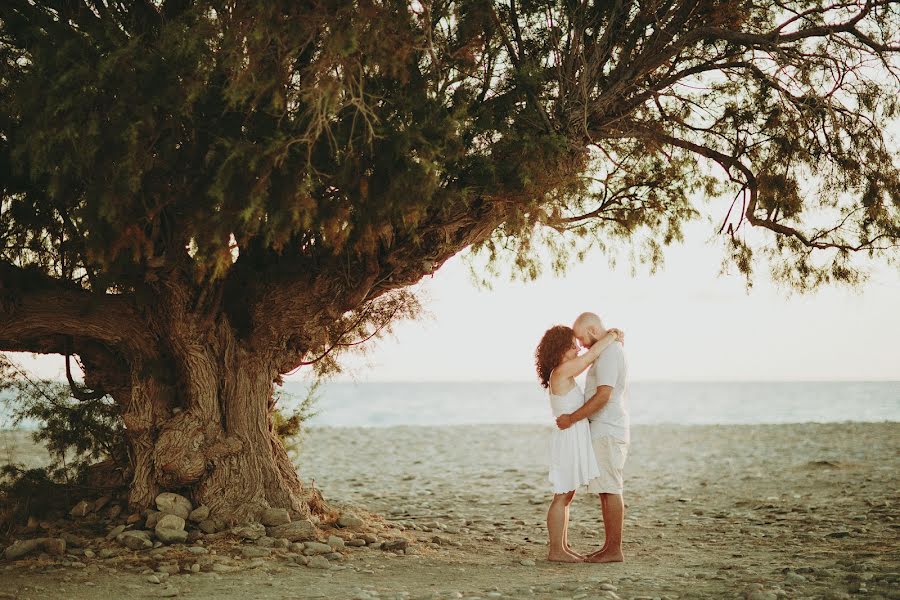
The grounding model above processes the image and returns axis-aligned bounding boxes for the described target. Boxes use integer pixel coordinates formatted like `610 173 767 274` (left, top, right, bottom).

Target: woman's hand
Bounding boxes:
608 328 625 343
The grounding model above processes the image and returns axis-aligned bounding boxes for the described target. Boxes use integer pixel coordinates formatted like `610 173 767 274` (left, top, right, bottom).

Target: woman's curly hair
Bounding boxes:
535 325 575 389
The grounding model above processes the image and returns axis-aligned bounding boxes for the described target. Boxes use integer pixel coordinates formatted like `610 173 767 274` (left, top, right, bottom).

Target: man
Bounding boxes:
556 311 629 563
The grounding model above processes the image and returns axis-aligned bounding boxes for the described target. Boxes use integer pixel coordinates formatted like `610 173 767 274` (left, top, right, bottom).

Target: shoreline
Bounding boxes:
1 422 898 599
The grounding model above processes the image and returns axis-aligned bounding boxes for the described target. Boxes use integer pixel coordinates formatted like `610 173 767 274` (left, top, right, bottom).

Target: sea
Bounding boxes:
2 381 897 429
283 381 900 428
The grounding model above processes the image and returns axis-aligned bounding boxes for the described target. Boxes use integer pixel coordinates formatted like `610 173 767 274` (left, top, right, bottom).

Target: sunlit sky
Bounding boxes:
10 219 900 384
323 219 900 382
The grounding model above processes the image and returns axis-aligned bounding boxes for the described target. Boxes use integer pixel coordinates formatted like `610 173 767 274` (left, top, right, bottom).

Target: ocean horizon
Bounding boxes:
2 380 898 430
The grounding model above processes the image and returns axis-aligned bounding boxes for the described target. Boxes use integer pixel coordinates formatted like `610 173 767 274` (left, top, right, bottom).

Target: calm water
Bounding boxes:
2 381 897 429
286 381 900 427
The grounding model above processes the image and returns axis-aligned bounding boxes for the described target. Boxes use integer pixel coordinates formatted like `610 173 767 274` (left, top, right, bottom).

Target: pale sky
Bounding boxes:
9 220 900 383
323 219 900 383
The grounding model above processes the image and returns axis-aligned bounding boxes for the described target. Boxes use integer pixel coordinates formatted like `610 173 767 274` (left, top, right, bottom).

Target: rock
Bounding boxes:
145 511 164 530
347 538 367 547
147 575 161 584
382 540 408 553
826 531 851 539
43 538 66 556
327 535 345 550
307 555 331 569
155 514 188 545
241 546 271 559
785 572 807 585
190 563 200 573
266 520 317 542
260 508 291 526
255 536 276 547
158 586 180 598
325 552 342 561
99 548 118 558
106 524 127 540
118 530 153 550
3 539 45 560
155 493 192 520
187 546 208 554
188 505 210 523
360 533 379 544
60 532 86 548
337 513 366 529
126 513 143 525
106 504 123 520
273 538 289 549
303 542 333 556
83 549 95 558
232 522 267 541
70 500 92 518
93 496 111 512
198 519 219 534
520 559 536 566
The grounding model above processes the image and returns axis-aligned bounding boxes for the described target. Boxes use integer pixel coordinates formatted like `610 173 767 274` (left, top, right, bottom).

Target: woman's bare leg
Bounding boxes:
547 491 582 562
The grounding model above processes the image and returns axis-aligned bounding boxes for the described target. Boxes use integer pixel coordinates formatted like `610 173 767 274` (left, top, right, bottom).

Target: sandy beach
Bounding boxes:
1 422 898 599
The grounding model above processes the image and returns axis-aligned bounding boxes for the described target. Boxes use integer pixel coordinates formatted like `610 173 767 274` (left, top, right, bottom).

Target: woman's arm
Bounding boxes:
553 329 621 380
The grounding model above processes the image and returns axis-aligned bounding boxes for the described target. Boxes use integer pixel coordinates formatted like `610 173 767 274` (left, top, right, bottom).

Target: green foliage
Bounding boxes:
272 379 321 464
0 354 125 483
0 0 897 311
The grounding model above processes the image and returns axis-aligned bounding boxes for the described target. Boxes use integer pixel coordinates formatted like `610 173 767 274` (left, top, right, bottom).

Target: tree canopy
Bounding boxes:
0 0 898 516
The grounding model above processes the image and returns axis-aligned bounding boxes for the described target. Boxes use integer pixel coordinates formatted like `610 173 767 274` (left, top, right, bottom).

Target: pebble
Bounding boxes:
260 508 291 526
241 546 271 559
231 523 267 541
266 520 317 542
307 555 332 569
303 542 333 556
328 535 346 550
188 505 210 523
118 531 153 551
519 559 536 566
69 500 92 518
158 586 179 597
155 493 193 520
155 514 188 544
338 513 366 529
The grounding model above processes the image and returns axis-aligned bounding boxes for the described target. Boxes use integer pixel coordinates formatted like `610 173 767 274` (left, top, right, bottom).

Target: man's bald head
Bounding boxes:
572 312 606 346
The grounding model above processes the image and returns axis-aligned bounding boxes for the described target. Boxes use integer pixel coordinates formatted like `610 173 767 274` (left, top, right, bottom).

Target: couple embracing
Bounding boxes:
535 312 629 564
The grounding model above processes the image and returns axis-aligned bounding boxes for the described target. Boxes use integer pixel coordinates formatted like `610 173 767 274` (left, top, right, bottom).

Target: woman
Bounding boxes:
535 324 622 562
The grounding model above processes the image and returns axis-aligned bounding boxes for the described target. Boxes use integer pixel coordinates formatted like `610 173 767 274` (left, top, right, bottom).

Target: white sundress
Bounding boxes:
548 383 602 493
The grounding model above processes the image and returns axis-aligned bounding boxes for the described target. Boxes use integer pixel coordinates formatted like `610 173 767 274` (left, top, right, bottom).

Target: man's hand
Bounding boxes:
556 414 574 430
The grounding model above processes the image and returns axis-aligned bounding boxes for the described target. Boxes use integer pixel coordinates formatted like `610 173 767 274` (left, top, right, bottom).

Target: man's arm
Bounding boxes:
556 386 613 430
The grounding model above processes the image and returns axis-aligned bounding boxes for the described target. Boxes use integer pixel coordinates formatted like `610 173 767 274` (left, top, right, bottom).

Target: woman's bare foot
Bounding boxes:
565 546 586 560
585 548 624 563
547 549 584 563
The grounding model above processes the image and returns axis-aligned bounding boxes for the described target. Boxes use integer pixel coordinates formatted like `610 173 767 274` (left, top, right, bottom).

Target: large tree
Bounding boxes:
0 0 897 520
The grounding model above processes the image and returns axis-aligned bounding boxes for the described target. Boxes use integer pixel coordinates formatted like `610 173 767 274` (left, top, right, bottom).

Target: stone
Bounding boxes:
42 538 66 556
520 559 536 566
83 549 95 558
126 513 143 525
106 504 123 520
307 555 331 569
241 547 271 559
60 532 86 548
327 535 345 550
70 500 92 518
337 513 366 529
325 552 342 561
158 586 180 598
188 505 210 523
785 572 807 585
360 533 379 544
303 542 333 556
155 514 188 544
187 546 208 555
347 539 367 547
145 511 164 530
273 538 289 549
255 536 276 547
106 524 127 540
155 493 192 520
260 508 291 526
382 540 408 553
99 548 118 558
190 563 200 573
266 520 317 542
93 496 111 512
198 519 218 534
232 522 267 541
118 530 153 550
3 539 45 560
